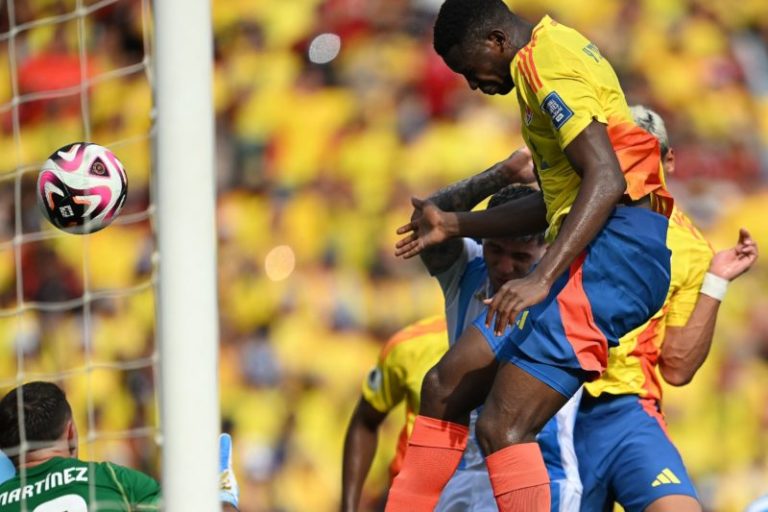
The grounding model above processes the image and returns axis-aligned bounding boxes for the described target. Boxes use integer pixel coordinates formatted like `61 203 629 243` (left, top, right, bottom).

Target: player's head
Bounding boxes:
630 105 675 174
0 381 78 466
433 0 517 96
483 185 547 292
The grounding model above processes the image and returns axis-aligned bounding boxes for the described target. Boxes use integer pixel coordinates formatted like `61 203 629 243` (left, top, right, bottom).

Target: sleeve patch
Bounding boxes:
541 91 573 130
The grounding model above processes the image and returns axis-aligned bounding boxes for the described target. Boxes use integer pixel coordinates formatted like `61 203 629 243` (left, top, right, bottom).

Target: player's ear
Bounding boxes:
488 29 507 51
663 147 675 175
65 418 79 458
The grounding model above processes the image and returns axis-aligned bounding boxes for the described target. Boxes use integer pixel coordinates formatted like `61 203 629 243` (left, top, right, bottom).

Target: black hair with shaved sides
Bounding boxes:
488 185 546 244
433 0 512 57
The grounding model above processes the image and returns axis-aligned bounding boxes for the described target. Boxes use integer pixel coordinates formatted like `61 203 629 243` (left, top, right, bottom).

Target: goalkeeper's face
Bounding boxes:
443 36 515 96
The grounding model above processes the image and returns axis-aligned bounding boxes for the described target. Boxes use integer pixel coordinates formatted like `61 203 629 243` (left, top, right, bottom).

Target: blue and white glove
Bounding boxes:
219 433 240 510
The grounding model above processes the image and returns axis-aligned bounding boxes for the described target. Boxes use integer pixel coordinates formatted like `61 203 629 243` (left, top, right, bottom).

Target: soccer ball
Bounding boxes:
37 142 128 234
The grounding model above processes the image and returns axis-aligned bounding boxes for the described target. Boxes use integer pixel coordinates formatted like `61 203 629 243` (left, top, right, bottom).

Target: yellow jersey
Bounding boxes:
584 206 714 401
361 316 448 479
512 16 673 241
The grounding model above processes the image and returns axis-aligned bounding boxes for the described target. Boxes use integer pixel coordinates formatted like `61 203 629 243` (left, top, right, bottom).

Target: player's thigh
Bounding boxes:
477 360 571 448
421 325 499 417
605 403 698 512
644 495 701 512
574 396 629 512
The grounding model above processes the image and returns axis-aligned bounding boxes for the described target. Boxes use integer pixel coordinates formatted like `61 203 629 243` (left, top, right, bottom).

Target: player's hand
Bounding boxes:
483 272 551 335
501 147 536 184
219 433 240 511
709 228 758 281
394 197 457 259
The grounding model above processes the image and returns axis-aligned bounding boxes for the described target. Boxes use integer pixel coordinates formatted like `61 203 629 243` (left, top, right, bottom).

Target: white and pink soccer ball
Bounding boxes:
37 142 128 234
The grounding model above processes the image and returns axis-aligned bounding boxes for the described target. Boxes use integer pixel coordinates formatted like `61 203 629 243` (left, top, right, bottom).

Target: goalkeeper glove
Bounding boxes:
219 433 240 511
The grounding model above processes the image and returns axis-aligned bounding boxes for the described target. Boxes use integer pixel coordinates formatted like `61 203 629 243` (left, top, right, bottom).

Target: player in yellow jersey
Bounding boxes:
385 0 675 510
565 106 759 512
341 316 448 511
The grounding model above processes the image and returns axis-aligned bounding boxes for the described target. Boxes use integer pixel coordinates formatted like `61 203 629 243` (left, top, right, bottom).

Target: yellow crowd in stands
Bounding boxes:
0 0 766 510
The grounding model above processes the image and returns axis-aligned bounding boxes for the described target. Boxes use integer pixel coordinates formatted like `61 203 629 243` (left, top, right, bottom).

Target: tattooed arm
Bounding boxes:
418 148 533 275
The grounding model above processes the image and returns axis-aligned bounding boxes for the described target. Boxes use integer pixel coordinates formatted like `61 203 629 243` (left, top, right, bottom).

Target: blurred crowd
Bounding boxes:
0 0 767 510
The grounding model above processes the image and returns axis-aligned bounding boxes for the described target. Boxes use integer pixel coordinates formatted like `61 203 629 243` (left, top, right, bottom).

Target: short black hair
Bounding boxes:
487 185 546 244
0 382 72 463
433 0 512 57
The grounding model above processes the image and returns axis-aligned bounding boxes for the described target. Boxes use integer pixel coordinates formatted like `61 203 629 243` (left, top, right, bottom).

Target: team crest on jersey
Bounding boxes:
541 91 573 130
367 367 383 391
524 105 534 126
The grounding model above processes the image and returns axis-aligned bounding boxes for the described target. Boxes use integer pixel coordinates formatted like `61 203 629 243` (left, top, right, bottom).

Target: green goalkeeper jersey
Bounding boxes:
0 457 160 511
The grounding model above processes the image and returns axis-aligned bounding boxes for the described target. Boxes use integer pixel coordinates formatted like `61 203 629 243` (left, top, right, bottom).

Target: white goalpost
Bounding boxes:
0 0 221 510
154 0 220 510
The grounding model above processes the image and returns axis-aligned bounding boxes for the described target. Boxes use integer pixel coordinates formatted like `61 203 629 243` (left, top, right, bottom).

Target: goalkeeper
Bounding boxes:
0 381 240 511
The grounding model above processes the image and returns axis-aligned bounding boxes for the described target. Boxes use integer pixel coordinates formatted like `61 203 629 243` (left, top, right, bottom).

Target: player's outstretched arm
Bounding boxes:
395 191 548 260
404 148 535 274
660 228 758 386
427 147 535 213
483 120 626 334
341 398 388 512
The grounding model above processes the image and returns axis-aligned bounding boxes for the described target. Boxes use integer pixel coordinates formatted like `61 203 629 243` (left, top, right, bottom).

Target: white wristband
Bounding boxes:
700 272 729 301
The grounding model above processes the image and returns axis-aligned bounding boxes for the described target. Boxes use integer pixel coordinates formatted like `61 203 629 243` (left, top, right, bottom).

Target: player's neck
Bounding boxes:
509 18 535 56
18 446 73 470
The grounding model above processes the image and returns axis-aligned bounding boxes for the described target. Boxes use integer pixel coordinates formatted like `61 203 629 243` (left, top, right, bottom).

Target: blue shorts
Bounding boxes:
575 393 698 511
538 389 584 512
474 206 671 397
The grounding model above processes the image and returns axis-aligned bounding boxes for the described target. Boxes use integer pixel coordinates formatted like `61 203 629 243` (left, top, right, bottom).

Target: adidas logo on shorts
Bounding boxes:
651 468 681 487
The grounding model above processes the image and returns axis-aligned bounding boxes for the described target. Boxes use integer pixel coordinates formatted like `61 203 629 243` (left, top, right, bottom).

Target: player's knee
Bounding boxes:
420 363 474 420
419 366 448 416
475 406 535 455
476 408 510 454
